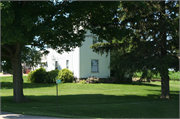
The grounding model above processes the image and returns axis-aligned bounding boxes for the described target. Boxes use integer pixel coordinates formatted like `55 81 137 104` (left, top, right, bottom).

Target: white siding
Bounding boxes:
45 49 75 72
40 29 110 79
72 47 80 78
79 30 110 78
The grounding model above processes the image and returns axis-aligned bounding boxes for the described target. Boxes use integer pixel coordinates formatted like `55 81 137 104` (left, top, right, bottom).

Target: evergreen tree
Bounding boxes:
90 1 179 99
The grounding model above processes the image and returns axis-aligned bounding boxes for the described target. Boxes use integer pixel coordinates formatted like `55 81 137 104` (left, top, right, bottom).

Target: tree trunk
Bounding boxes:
160 69 170 99
12 44 29 103
159 1 170 99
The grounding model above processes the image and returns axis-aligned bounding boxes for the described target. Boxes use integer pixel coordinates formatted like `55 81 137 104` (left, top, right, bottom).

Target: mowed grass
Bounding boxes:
1 76 179 118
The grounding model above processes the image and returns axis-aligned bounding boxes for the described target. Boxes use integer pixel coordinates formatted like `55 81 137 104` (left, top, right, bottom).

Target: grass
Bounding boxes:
134 71 180 80
1 76 179 118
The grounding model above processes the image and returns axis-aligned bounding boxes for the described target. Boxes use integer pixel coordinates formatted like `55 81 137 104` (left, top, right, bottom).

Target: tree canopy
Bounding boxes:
90 1 179 99
1 1 178 102
1 1 120 102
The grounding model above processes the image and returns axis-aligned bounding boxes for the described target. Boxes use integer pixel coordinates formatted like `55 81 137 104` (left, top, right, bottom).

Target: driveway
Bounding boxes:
1 111 64 119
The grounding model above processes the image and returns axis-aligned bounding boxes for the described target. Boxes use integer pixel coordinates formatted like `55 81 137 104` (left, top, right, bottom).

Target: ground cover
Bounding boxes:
1 76 179 118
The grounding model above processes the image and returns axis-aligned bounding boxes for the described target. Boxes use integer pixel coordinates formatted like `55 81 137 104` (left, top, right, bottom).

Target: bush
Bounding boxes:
45 69 59 83
79 79 86 84
27 70 35 82
58 68 74 83
86 76 99 84
27 67 47 83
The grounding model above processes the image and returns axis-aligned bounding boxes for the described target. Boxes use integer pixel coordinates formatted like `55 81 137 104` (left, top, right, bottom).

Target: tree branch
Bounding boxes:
1 45 13 57
1 52 11 59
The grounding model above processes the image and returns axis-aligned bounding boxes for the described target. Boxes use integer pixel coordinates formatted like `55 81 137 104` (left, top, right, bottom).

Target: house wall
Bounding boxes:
79 30 110 79
72 47 80 78
43 46 80 78
41 30 110 79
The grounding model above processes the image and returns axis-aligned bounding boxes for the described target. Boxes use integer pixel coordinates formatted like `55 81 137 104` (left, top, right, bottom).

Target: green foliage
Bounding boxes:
27 70 35 83
0 1 122 102
27 67 46 83
134 71 180 81
21 47 42 69
110 49 133 83
79 79 86 84
89 1 179 73
1 58 12 74
169 71 180 80
45 69 60 83
58 68 74 83
89 1 179 97
28 68 60 83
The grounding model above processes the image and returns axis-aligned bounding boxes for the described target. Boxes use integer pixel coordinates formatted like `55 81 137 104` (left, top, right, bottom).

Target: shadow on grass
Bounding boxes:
1 93 179 118
146 89 179 99
108 81 161 87
1 82 56 89
1 81 161 90
1 76 57 89
131 81 161 87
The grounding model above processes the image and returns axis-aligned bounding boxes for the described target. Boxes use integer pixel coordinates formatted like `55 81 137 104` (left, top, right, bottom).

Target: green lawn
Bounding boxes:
1 76 179 118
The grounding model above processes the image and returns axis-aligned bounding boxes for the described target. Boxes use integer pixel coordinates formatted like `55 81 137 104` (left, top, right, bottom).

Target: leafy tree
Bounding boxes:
1 1 120 102
1 1 87 102
110 41 133 83
1 46 42 74
21 47 42 71
90 1 179 99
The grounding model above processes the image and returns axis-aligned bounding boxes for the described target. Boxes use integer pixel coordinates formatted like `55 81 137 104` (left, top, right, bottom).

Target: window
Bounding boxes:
91 60 99 73
93 36 97 44
55 61 58 69
66 60 69 69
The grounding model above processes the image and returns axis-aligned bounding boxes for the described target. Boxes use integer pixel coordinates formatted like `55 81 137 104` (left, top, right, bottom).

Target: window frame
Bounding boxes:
66 60 69 69
91 59 99 73
55 61 58 69
92 36 98 44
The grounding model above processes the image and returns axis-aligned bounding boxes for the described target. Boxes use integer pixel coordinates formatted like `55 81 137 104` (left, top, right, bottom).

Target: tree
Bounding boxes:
21 47 42 71
110 43 133 83
1 1 120 102
90 1 179 99
1 1 87 103
1 46 42 73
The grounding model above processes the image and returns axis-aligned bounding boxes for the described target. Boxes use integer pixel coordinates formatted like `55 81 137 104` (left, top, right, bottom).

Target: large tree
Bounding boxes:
90 1 179 99
1 1 120 102
1 46 42 73
21 47 42 71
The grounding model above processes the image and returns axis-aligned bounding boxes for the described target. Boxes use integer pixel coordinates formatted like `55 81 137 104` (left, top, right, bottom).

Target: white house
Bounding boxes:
38 30 110 80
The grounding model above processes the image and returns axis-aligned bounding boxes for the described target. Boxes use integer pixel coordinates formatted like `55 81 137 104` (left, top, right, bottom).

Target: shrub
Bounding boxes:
79 79 86 84
58 68 74 83
45 69 59 83
27 67 47 83
27 70 35 82
86 76 99 84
